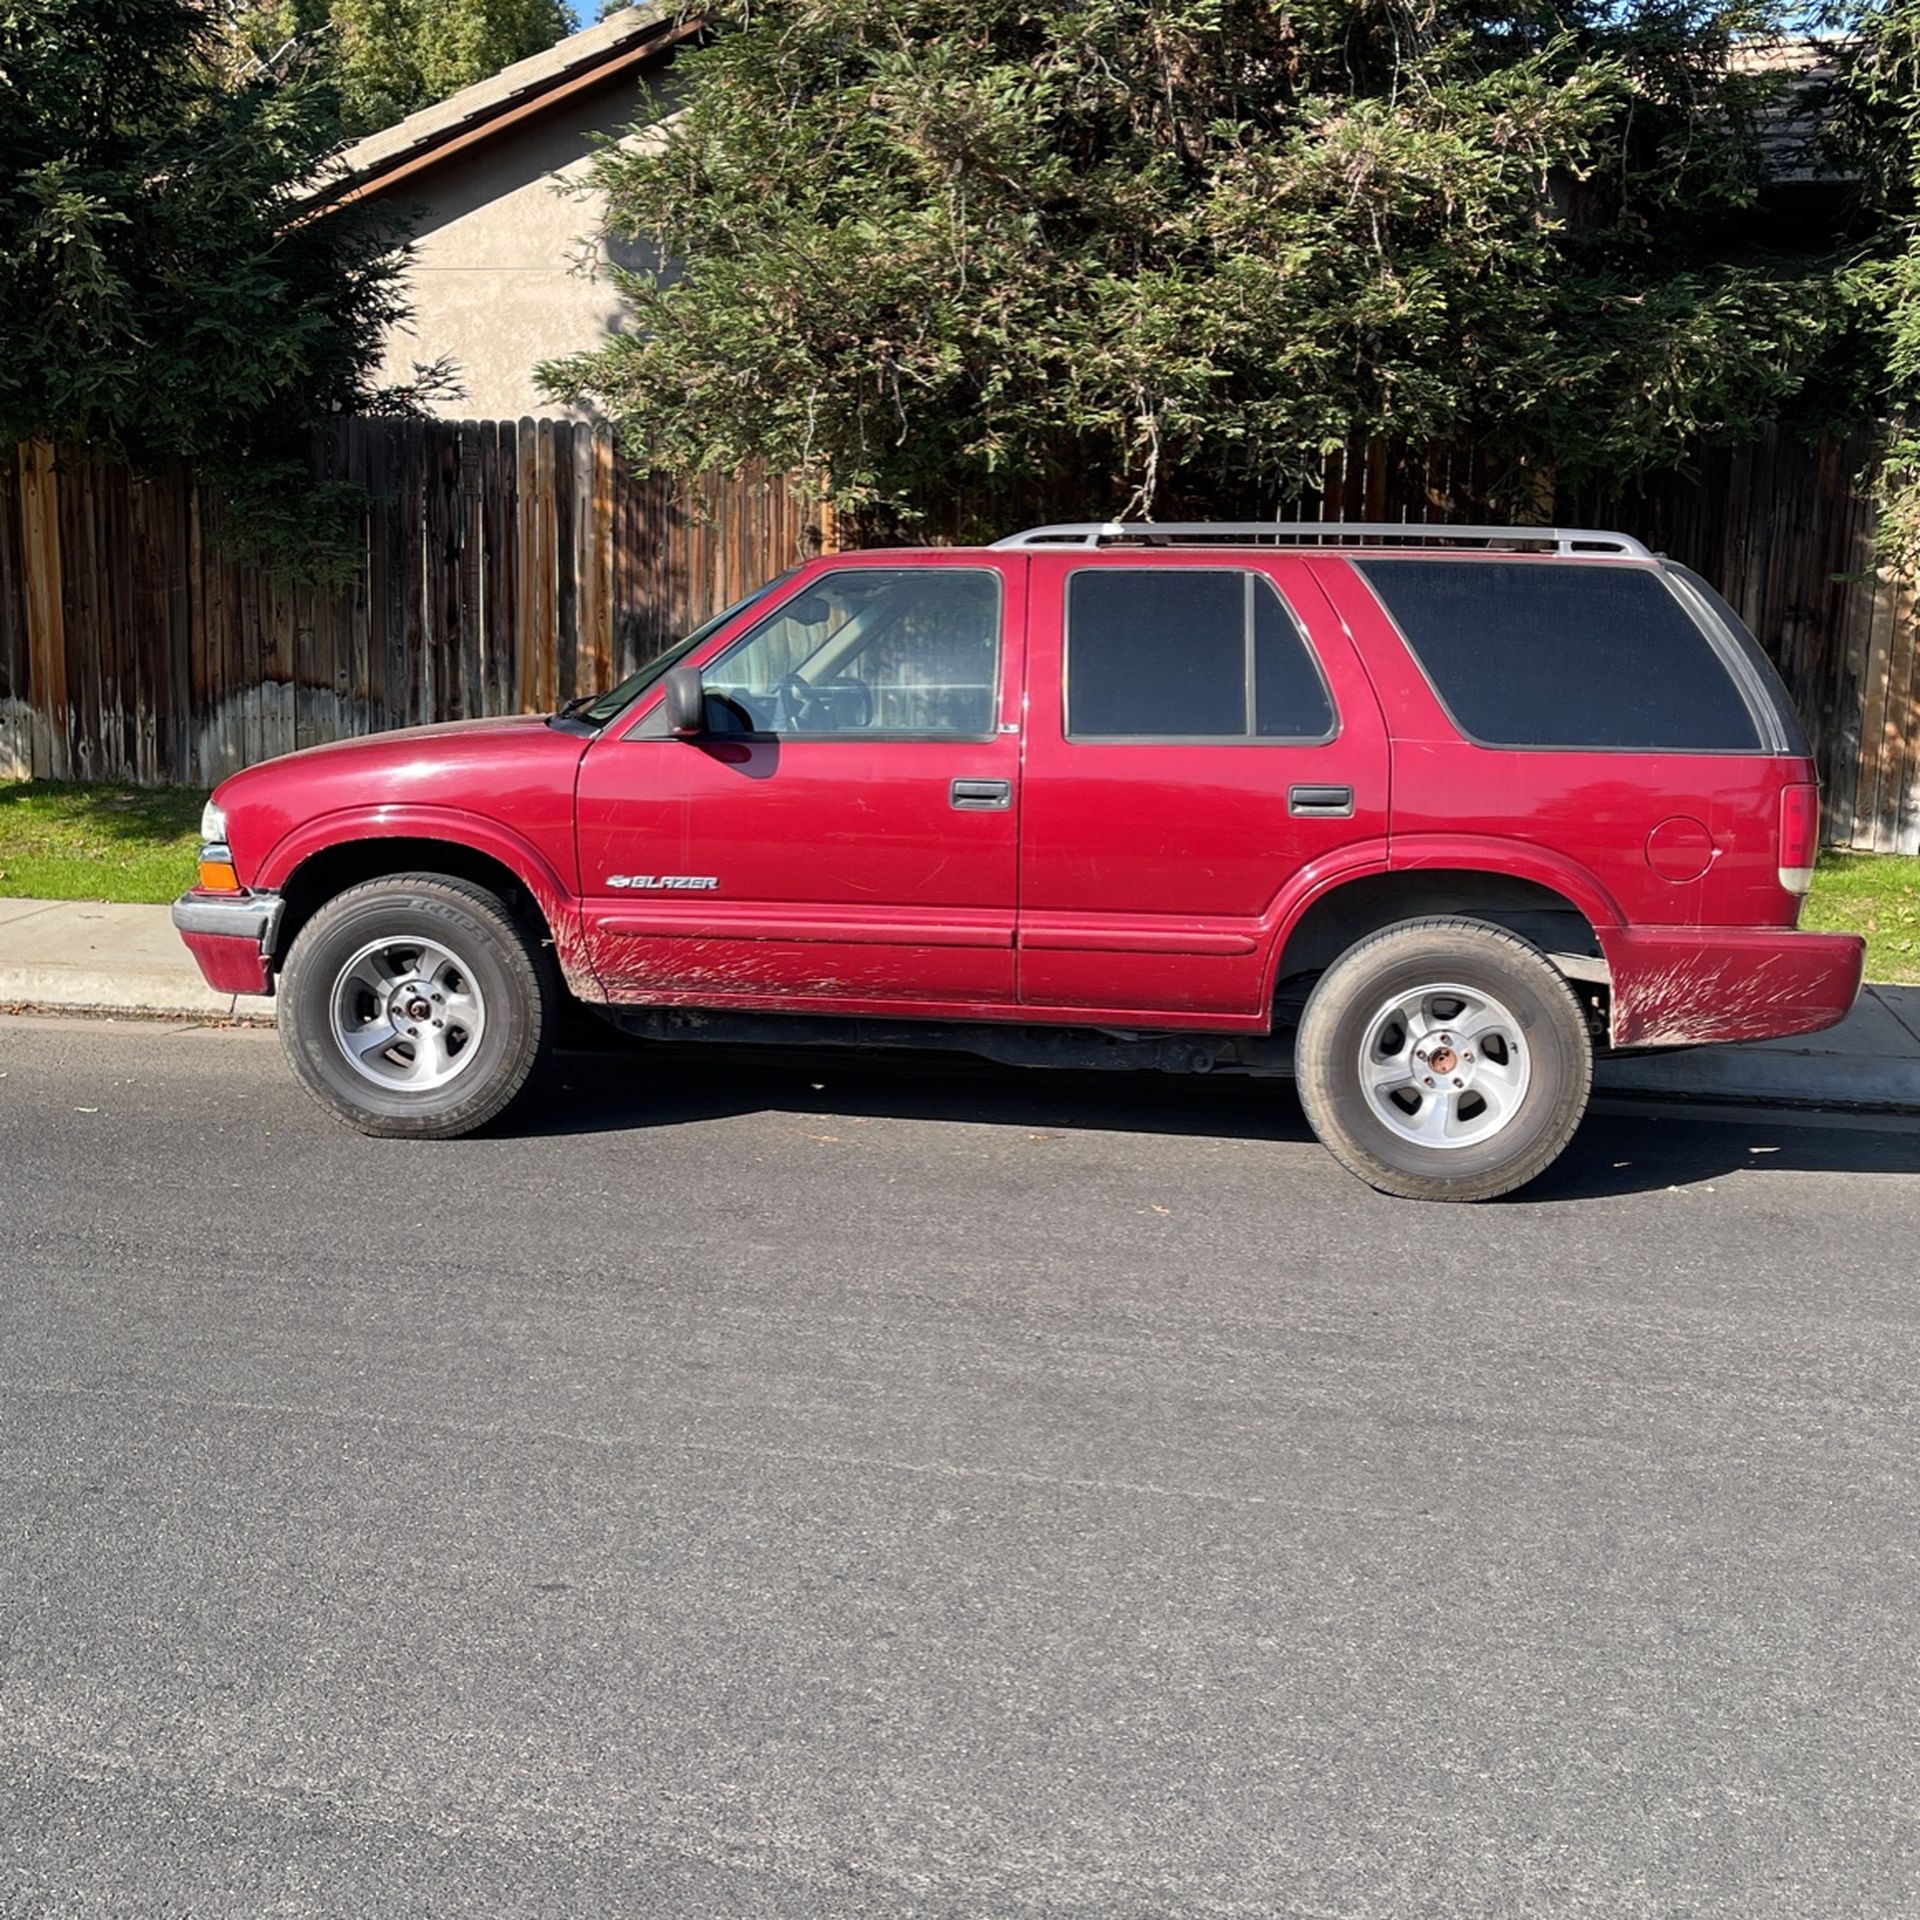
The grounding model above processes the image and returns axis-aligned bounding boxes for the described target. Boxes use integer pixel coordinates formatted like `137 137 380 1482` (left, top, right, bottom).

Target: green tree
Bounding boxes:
224 0 573 134
0 0 438 576
1820 2 1920 562
543 0 1831 533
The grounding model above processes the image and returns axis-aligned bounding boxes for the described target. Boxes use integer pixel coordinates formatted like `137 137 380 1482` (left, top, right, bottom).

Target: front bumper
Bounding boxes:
171 890 284 997
1605 926 1866 1050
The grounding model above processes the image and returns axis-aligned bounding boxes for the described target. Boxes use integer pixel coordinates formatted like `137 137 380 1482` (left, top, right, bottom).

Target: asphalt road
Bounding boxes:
1 1015 1917 1918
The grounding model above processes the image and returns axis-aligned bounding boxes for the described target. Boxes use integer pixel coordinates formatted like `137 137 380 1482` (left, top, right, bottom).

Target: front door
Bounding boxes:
576 557 1025 1012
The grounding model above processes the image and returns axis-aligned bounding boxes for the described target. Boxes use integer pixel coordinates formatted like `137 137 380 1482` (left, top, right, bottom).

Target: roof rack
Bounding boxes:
988 521 1654 560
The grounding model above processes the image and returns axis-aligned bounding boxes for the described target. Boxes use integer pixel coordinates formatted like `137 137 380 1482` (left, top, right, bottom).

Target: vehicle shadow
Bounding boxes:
1524 1104 1920 1200
524 1037 1318 1144
513 1037 1920 1200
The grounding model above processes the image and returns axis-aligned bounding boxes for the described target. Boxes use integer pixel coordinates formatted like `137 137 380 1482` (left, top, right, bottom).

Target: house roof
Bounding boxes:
313 3 694 208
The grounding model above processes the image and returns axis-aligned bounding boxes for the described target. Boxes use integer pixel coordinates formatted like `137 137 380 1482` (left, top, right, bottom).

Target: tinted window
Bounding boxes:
1665 564 1809 755
1253 580 1335 738
1067 570 1334 741
1356 559 1761 751
706 568 999 736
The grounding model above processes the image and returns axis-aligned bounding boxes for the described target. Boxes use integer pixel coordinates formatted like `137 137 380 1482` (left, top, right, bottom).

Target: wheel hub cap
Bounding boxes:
1358 983 1531 1152
329 936 487 1092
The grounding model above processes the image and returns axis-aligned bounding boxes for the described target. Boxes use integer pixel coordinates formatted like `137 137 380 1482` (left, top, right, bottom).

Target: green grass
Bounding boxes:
2 780 1917 981
0 782 206 905
1803 850 1920 985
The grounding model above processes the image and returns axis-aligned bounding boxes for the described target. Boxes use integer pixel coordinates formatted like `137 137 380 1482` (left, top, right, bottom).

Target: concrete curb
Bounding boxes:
2 898 1915 1114
1 999 274 1026
1598 984 1920 1115
0 979 256 1020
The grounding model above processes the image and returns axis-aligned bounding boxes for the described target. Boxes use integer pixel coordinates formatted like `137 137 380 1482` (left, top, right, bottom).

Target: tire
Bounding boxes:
278 873 554 1139
1294 917 1593 1202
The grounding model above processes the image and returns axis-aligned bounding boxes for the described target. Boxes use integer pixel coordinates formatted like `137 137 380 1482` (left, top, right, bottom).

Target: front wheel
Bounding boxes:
278 874 554 1139
1294 918 1593 1202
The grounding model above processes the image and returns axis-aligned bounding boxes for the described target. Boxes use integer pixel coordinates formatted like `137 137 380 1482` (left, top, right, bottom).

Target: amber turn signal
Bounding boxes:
197 856 240 893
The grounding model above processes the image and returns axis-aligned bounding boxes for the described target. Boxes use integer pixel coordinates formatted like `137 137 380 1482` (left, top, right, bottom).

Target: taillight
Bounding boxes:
1778 782 1818 896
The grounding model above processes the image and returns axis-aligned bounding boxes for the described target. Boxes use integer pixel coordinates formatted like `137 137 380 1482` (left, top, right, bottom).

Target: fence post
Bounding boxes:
17 441 68 778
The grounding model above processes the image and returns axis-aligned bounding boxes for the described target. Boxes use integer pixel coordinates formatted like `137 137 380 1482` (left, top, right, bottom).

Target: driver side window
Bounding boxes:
704 567 1001 738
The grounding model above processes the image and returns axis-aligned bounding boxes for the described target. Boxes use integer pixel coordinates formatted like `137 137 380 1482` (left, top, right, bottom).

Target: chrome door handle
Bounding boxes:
950 778 1012 810
1289 784 1355 818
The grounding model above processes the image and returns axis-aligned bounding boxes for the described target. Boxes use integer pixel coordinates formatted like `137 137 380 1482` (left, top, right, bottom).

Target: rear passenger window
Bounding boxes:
1067 570 1335 741
1356 559 1762 751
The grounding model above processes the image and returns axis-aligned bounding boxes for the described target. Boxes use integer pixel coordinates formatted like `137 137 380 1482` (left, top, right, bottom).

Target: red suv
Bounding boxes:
173 522 1863 1201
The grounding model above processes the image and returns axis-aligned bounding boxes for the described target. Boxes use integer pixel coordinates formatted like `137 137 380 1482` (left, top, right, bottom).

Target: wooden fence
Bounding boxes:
1 418 1917 851
1617 431 1920 858
0 421 828 792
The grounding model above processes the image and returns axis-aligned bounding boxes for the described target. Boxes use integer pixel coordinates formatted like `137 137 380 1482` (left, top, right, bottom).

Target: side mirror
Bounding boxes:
663 666 706 737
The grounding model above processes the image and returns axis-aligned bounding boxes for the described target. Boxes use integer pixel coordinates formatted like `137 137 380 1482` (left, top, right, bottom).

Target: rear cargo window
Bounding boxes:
1663 564 1810 756
1066 570 1335 741
1354 559 1763 752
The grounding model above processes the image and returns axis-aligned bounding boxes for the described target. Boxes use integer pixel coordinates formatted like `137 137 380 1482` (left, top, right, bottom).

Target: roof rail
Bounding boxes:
988 521 1654 560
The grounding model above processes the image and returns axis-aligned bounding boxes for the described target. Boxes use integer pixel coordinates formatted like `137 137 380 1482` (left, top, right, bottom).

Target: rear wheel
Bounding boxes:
1294 918 1592 1201
278 874 553 1139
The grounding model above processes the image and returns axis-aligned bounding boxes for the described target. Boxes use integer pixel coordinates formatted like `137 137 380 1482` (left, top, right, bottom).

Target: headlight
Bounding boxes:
196 798 239 891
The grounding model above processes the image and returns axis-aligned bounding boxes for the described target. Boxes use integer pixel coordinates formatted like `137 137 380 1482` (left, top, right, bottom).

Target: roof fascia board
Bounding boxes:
317 14 699 211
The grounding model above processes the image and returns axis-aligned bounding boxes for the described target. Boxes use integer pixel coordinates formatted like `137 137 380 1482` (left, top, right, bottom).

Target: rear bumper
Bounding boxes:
171 890 283 997
1605 925 1866 1049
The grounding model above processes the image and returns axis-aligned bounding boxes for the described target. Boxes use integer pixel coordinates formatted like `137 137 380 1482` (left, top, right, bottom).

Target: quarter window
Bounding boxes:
1355 559 1764 752
704 568 1000 737
1066 570 1336 741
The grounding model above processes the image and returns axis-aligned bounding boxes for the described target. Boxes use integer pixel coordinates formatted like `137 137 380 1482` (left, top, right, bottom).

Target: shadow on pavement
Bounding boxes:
523 1038 1316 1144
510 1036 1920 1199
1526 1104 1919 1200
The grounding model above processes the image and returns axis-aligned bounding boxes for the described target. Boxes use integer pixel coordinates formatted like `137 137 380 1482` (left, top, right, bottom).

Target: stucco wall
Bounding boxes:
365 74 674 420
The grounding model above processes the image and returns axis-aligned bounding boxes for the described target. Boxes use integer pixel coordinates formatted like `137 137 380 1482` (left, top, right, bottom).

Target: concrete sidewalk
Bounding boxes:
1 896 1916 1112
0 897 249 1018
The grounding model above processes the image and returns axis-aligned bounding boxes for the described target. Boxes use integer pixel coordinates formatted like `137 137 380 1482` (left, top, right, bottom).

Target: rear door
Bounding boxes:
1016 552 1390 1019
575 555 1026 1011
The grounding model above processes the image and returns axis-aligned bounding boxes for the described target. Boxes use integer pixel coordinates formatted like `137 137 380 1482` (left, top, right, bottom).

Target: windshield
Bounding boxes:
568 574 794 728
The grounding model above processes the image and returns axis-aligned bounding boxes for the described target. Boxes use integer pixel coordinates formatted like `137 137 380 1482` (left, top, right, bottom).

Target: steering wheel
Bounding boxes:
780 672 820 732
